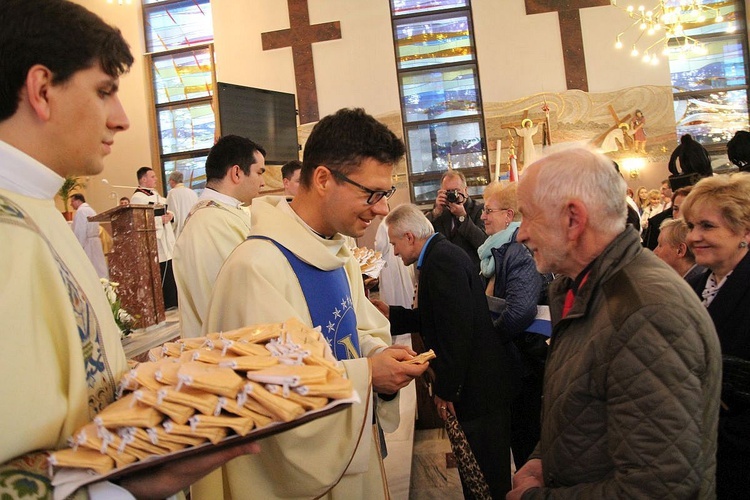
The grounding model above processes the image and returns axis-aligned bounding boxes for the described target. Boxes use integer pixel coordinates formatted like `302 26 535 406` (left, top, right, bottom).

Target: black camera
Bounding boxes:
445 189 465 204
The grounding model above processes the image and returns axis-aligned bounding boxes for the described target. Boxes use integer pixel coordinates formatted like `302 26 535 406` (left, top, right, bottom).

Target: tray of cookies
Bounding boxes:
49 318 358 496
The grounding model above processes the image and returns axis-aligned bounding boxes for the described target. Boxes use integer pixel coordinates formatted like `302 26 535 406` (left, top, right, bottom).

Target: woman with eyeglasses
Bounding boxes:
682 173 750 500
478 181 547 470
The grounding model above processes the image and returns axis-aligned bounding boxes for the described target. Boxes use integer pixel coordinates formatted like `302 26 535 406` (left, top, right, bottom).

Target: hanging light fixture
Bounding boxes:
611 1 728 65
107 0 133 5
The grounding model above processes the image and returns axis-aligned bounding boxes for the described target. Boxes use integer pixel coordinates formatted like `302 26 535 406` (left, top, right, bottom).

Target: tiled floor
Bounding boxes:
385 421 463 500
382 331 463 499
408 429 463 499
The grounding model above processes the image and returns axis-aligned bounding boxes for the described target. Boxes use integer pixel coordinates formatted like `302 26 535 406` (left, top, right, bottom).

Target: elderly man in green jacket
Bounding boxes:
508 148 721 500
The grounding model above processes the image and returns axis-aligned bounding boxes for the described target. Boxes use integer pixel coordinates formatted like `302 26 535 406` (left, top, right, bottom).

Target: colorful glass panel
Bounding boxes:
152 48 213 104
158 103 215 155
144 0 212 52
164 156 208 192
674 90 749 145
394 13 473 69
406 120 484 174
401 65 479 122
391 0 468 16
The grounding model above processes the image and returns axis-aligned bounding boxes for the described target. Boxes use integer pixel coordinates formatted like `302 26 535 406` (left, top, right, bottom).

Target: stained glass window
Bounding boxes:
158 103 216 155
144 0 212 53
391 0 468 17
143 0 215 192
667 0 748 153
390 0 487 203
163 156 208 191
401 65 480 122
152 47 213 104
674 90 748 145
406 121 484 174
394 13 473 69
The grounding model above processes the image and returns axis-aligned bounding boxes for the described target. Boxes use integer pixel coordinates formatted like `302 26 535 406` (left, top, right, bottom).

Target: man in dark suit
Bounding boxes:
426 170 487 271
372 203 512 498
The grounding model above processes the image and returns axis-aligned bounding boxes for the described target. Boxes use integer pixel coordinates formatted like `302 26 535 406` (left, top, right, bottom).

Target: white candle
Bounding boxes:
495 139 502 181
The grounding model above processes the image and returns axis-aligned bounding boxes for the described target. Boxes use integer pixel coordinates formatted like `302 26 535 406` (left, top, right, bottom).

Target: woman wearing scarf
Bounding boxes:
478 182 546 470
682 173 750 500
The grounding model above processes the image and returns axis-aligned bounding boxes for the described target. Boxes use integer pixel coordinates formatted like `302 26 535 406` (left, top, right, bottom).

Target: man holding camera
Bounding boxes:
426 170 487 272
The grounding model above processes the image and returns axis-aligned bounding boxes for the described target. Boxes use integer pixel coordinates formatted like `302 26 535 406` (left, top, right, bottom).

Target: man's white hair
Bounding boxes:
384 203 435 240
168 170 184 183
524 148 627 235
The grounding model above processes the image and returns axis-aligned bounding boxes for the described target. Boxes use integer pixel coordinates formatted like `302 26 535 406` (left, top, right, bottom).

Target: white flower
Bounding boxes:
118 309 134 323
101 279 135 333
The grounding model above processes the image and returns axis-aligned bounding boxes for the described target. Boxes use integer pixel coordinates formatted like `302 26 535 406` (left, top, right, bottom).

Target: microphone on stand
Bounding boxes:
101 178 141 190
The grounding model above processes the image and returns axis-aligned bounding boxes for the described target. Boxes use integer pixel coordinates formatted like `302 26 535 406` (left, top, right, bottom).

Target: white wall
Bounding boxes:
72 0 155 213
580 3 672 92
212 0 401 118
473 0 671 102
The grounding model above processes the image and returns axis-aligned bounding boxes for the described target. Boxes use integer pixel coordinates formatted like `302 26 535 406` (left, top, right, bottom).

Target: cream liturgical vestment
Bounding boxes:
72 202 109 279
198 196 393 500
166 183 198 239
0 140 129 497
173 189 252 339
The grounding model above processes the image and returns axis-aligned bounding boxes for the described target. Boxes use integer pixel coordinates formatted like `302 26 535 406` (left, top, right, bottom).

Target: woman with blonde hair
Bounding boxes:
640 188 664 230
636 186 649 214
478 181 546 470
682 173 750 500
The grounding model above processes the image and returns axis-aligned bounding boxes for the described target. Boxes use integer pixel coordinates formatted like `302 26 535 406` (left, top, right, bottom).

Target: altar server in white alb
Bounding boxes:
131 165 178 309
166 170 198 239
174 134 266 339
199 108 429 499
70 193 108 279
0 1 260 497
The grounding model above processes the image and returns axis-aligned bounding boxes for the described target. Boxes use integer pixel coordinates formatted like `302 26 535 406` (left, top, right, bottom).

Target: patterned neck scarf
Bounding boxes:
701 271 732 308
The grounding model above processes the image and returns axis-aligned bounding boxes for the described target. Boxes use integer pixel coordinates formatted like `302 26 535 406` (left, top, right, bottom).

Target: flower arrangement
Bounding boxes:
100 279 137 337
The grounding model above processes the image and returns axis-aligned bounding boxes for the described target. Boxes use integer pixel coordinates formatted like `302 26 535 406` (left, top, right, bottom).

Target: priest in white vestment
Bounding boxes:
0 3 262 496
132 166 178 309
198 109 429 500
166 170 198 239
174 135 266 338
70 193 108 279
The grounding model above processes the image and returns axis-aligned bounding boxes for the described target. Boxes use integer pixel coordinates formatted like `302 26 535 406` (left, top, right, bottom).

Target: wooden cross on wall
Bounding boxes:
525 0 611 92
261 0 341 124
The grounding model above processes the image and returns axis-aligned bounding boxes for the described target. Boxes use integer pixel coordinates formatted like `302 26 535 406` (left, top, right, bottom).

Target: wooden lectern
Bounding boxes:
90 205 165 328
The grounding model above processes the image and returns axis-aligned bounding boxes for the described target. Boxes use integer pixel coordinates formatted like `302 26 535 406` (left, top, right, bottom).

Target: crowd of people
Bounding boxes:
2 2 749 500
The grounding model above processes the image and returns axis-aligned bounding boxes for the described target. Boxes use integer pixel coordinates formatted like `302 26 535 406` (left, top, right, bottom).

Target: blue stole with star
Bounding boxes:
249 236 361 360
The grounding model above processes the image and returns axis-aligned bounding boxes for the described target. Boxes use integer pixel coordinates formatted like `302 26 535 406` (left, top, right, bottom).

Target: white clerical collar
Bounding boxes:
0 139 63 199
278 198 335 240
199 187 244 209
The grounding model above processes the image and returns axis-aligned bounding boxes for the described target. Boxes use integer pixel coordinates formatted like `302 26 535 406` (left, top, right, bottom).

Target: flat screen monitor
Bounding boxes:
217 82 299 164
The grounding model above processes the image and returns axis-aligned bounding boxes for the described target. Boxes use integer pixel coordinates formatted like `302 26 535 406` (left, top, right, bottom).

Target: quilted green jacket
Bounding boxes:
526 227 721 499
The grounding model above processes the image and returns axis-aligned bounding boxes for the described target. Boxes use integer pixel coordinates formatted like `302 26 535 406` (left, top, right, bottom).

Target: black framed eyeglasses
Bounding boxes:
329 169 396 205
